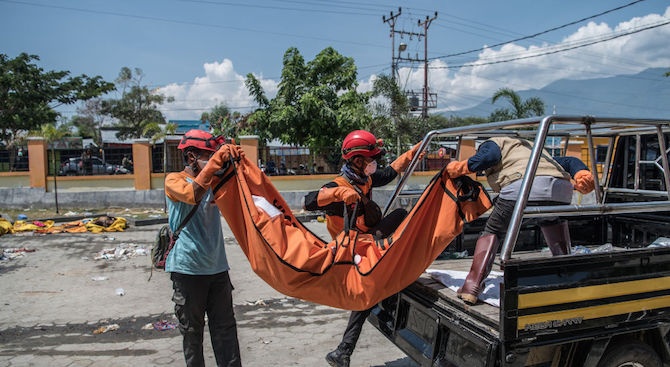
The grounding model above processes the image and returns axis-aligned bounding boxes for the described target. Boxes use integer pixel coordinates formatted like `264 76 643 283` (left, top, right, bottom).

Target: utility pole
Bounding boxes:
385 10 438 120
383 8 402 82
419 12 437 119
383 8 404 157
383 9 438 157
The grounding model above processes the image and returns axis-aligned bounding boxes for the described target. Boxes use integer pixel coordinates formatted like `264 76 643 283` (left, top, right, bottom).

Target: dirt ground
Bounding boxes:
0 217 418 367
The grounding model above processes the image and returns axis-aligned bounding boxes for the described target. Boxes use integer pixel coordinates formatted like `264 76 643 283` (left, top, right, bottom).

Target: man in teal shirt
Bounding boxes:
165 129 242 367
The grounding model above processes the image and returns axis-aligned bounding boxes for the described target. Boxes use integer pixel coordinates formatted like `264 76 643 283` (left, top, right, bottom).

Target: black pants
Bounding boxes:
336 209 408 356
369 208 407 239
484 197 565 237
171 271 241 367
337 308 372 354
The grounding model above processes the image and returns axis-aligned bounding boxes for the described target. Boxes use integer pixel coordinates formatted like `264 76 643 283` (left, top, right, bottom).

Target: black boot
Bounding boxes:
325 346 351 367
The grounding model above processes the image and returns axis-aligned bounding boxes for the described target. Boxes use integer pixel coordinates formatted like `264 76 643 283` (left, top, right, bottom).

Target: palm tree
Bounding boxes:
490 88 545 121
370 74 412 157
40 123 70 214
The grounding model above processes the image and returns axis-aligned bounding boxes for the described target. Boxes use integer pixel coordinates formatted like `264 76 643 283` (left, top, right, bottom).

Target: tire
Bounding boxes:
597 340 662 367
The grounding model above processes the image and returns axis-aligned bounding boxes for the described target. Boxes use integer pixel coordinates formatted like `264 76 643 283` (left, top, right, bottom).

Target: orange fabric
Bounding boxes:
446 160 472 177
213 145 492 310
390 142 423 172
316 186 359 206
165 172 198 204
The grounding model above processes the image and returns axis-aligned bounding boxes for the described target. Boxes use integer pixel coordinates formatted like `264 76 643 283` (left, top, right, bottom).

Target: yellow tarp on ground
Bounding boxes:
212 148 492 311
0 217 127 236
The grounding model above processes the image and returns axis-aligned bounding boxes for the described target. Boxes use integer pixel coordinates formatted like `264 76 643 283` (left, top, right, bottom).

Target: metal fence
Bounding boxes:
0 143 449 176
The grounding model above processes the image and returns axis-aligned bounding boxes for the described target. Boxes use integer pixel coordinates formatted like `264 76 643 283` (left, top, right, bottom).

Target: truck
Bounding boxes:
368 115 670 367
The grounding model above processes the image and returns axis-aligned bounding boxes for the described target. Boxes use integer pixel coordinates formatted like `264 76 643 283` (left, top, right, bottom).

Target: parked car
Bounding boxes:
59 157 129 176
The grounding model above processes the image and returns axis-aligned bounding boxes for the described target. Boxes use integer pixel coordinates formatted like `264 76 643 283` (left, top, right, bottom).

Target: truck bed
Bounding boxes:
370 245 670 366
411 251 554 333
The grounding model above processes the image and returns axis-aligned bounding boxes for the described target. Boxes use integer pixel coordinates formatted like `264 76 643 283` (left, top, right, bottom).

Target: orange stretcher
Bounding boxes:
213 151 492 310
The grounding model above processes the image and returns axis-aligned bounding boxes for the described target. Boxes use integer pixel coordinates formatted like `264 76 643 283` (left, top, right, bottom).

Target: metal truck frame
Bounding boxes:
370 115 670 367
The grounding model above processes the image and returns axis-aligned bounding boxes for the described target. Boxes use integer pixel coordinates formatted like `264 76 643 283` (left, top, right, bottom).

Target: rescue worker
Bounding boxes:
165 129 243 367
446 136 595 305
303 129 424 367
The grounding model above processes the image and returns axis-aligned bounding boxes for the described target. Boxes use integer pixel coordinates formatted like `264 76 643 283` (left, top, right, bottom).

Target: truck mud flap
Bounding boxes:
502 247 670 348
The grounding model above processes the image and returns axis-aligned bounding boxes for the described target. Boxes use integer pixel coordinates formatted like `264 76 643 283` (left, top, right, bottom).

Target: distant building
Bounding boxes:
169 120 210 134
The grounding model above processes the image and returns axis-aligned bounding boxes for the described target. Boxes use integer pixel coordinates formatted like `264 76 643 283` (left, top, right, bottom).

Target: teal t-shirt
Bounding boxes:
165 184 230 275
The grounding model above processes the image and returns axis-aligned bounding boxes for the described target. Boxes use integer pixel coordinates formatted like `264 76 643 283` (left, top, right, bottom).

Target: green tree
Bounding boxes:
489 88 545 121
102 67 174 140
200 103 249 139
367 74 409 154
367 75 475 156
70 98 108 145
245 47 372 155
0 53 114 168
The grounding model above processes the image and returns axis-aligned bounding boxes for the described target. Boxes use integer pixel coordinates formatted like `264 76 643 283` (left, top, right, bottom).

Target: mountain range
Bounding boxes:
446 67 670 119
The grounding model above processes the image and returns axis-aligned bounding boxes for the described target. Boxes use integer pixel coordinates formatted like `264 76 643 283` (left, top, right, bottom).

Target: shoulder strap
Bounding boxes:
172 203 199 239
346 178 372 203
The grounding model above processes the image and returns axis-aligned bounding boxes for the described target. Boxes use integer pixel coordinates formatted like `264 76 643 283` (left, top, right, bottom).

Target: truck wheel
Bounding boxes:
597 340 661 367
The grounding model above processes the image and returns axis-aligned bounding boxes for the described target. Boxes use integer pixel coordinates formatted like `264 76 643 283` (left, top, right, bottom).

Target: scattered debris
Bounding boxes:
246 299 267 306
1 247 36 261
94 243 148 260
152 320 177 331
4 247 36 253
93 323 120 334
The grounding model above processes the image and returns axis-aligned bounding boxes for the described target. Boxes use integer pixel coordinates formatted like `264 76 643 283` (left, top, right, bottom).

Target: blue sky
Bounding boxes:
2 0 669 120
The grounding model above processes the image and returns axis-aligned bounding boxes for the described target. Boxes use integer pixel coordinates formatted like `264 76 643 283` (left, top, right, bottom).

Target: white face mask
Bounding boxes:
196 159 209 170
364 160 377 176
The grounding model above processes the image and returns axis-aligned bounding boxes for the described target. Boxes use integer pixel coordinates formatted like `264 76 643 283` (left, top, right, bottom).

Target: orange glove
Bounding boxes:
228 144 245 160
390 142 425 172
573 170 595 194
194 144 243 188
317 186 359 206
446 160 472 177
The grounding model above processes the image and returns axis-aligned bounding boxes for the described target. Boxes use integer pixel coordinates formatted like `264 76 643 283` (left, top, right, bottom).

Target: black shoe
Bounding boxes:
325 348 350 367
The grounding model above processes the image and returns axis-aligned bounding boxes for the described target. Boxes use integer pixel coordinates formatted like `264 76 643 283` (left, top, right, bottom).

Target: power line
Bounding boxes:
179 0 385 17
1 0 384 49
430 19 670 70
431 0 647 60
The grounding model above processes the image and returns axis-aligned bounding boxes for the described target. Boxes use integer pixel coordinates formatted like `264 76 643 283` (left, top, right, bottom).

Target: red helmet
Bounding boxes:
177 130 223 152
341 130 385 160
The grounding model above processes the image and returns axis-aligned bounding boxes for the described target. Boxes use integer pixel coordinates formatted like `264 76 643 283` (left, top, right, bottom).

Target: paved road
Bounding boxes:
0 218 418 367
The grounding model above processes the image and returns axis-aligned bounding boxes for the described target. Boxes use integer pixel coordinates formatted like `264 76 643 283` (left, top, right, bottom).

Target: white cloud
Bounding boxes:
158 7 670 119
424 6 670 113
158 59 277 120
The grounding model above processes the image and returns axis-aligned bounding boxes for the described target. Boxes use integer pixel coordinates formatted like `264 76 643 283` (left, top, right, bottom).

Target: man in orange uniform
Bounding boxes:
303 130 424 367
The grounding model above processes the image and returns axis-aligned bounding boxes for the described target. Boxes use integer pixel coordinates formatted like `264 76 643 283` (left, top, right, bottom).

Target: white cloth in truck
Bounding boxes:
425 269 503 307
